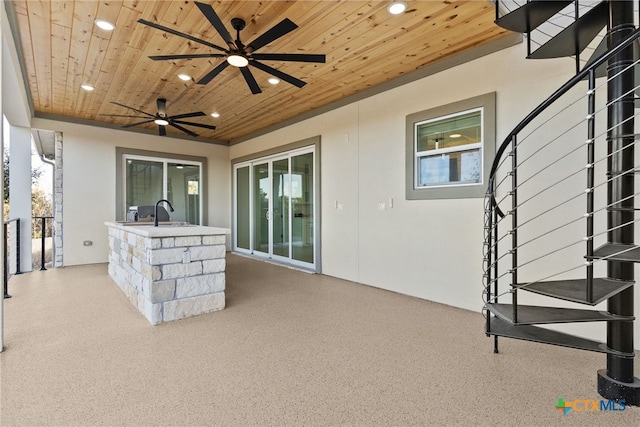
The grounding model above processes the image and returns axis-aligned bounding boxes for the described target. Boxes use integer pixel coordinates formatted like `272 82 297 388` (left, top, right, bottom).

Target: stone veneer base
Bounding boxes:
106 223 228 324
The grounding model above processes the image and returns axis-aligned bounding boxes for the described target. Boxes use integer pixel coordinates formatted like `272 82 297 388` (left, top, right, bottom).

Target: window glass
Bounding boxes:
415 108 482 188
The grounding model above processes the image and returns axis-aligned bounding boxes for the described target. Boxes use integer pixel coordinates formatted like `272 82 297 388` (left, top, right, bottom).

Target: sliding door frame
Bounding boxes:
231 136 321 272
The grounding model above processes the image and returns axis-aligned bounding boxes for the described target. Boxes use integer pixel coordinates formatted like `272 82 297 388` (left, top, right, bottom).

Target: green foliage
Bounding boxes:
3 150 43 203
32 188 53 238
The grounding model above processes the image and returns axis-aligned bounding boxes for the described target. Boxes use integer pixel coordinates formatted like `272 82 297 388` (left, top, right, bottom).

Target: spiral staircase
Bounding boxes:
484 0 640 405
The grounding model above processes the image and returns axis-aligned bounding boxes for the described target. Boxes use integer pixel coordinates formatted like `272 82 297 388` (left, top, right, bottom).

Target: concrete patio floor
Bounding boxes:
0 254 638 426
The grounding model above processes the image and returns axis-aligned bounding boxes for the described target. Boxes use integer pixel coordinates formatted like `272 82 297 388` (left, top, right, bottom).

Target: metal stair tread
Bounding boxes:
487 317 635 358
495 0 572 33
519 278 633 305
528 1 607 59
589 243 640 263
486 303 633 325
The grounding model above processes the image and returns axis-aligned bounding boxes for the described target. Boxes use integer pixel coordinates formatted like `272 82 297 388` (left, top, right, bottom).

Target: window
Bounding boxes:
406 92 495 200
115 148 207 224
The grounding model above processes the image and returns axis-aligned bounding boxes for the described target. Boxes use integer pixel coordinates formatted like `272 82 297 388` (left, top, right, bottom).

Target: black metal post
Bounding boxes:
598 0 640 406
511 135 518 324
485 203 492 338
586 70 596 304
574 0 580 74
3 223 11 299
40 217 46 271
15 218 21 275
493 203 499 354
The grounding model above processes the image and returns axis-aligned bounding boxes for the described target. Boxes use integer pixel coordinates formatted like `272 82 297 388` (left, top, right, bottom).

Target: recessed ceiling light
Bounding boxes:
449 134 462 138
211 112 220 118
268 77 280 85
94 19 116 31
178 73 191 81
154 119 169 126
227 54 249 67
81 84 94 91
387 2 407 15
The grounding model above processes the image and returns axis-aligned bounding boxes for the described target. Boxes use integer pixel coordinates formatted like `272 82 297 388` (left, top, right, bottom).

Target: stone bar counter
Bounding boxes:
105 221 230 325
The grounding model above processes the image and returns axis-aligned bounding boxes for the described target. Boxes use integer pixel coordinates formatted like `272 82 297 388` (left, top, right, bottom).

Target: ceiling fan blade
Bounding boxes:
240 67 262 94
197 61 230 85
246 18 298 53
137 18 227 52
149 53 226 61
172 120 217 131
157 98 167 118
195 2 236 50
251 53 326 63
170 122 199 137
111 101 155 117
169 111 206 120
99 114 150 119
159 125 167 136
121 119 155 128
250 61 306 88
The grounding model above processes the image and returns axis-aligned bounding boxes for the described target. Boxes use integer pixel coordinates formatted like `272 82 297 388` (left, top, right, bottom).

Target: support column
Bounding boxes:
8 124 32 273
53 131 63 267
598 0 640 406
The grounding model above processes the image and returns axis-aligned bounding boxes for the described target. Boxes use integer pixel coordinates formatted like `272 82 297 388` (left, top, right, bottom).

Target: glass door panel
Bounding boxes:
167 163 201 224
253 163 270 255
126 159 163 211
291 152 314 263
236 166 250 250
272 158 290 258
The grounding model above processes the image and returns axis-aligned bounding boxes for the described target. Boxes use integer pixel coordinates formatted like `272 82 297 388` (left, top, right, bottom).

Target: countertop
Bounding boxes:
105 221 231 237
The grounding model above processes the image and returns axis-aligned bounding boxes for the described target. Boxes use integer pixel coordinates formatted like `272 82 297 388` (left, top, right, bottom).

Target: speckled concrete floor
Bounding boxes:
1 254 638 426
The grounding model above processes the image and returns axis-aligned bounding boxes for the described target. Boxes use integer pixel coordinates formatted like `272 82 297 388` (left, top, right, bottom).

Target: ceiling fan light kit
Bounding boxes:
227 55 249 67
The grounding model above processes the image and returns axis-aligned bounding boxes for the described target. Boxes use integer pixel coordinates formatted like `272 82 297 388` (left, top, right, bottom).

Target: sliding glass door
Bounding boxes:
234 147 316 268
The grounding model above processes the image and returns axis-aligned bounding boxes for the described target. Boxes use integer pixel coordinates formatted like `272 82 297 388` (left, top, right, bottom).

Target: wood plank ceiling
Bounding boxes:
10 1 510 144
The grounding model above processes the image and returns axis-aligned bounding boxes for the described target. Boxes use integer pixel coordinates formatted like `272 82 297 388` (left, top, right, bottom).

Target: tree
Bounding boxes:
32 188 53 238
3 150 43 203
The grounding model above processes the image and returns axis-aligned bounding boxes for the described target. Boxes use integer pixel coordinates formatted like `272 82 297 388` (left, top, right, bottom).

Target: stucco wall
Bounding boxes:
230 42 640 348
32 118 230 267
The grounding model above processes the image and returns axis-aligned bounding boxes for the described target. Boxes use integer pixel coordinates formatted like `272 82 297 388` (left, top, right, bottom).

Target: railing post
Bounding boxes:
510 134 518 324
40 217 47 271
15 218 21 275
3 223 10 299
492 200 499 353
485 197 492 335
574 0 580 74
585 69 596 303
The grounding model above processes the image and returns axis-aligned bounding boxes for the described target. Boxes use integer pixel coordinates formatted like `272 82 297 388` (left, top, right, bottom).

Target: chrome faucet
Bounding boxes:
154 199 175 226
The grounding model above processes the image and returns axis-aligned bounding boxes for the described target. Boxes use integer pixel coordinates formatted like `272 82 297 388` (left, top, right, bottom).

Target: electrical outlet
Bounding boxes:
182 250 191 264
378 203 386 211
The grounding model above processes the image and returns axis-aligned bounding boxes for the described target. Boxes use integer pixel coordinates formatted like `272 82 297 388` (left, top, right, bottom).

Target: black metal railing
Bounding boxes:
483 27 640 329
3 218 22 298
33 216 53 271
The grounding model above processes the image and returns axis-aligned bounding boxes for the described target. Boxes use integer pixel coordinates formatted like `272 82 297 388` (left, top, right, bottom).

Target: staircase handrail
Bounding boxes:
488 26 640 198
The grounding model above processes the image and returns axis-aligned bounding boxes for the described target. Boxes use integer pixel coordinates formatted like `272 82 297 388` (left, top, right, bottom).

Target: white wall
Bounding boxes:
230 42 640 348
32 118 230 267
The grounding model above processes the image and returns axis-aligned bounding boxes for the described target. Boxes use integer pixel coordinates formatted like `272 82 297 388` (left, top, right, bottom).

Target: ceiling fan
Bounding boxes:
100 98 216 137
137 1 326 94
